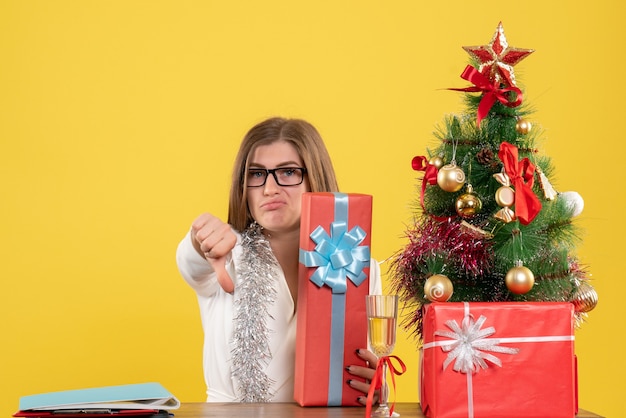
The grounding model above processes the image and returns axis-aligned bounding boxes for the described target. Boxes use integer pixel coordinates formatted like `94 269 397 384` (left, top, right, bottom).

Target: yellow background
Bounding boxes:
1 1 622 417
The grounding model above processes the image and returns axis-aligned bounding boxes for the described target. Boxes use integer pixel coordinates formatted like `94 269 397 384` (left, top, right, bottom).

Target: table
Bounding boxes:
174 402 604 417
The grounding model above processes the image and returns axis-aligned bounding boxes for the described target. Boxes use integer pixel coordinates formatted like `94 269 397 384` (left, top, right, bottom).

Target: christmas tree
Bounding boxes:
391 22 598 341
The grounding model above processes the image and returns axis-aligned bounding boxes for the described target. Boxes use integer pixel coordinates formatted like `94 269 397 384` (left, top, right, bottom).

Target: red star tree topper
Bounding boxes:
462 22 534 87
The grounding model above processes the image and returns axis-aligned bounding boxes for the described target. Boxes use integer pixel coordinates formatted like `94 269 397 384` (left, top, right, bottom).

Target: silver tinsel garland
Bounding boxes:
231 222 279 402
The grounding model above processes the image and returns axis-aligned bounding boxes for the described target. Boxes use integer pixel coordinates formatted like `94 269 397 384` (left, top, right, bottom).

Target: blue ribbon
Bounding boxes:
298 193 370 405
328 292 345 405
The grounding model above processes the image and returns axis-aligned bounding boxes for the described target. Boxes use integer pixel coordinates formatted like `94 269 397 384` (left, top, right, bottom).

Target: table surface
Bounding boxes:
174 402 603 418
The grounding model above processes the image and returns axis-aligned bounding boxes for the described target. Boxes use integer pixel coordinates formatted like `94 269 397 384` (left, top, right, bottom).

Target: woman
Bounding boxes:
176 117 380 403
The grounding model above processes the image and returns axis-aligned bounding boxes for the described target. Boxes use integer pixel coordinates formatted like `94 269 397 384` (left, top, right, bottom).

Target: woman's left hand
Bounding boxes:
345 348 378 405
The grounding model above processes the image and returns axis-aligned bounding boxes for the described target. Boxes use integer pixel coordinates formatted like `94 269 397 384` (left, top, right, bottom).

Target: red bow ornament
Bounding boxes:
450 65 523 127
498 142 542 225
412 156 438 210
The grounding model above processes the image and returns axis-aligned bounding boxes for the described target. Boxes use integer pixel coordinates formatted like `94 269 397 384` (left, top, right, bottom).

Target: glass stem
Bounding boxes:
379 361 389 409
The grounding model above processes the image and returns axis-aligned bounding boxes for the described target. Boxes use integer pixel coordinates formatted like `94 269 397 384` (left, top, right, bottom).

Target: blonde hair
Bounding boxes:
227 117 339 231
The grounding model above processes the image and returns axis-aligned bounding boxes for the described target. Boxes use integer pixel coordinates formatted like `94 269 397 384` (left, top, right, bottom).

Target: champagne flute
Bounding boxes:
366 294 399 418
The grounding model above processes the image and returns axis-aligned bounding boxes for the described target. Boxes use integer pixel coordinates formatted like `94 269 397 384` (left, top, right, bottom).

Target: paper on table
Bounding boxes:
18 382 180 411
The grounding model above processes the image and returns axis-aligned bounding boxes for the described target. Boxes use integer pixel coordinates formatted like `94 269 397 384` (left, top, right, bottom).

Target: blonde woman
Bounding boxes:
176 117 381 403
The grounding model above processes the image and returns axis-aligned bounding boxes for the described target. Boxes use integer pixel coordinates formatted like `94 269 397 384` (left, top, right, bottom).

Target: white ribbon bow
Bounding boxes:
435 314 519 374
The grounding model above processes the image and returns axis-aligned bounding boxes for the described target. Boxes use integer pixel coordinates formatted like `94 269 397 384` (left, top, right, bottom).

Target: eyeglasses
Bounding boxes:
246 167 307 187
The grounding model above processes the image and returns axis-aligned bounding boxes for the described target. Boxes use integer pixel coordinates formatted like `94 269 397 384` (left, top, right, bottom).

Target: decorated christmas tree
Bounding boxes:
391 22 598 341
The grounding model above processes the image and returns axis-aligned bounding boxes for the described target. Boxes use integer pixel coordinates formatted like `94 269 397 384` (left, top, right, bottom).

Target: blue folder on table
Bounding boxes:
17 382 180 412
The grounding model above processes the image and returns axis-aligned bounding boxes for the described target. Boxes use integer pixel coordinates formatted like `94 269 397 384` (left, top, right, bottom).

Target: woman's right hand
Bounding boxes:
190 213 237 293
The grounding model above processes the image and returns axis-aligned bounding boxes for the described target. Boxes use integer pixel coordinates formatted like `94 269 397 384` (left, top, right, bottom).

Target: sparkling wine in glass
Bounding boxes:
366 294 399 417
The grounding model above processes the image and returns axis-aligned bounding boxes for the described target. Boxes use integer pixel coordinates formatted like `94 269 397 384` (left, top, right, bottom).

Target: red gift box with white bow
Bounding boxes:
420 302 578 418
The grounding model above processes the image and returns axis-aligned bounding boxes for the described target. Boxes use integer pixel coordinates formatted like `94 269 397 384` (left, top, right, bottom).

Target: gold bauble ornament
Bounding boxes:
424 274 453 302
572 281 598 313
429 155 444 169
437 163 466 192
516 119 532 135
505 262 535 294
455 185 483 218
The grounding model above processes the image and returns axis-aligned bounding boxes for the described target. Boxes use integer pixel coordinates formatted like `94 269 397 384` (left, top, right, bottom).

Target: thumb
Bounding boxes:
210 256 235 294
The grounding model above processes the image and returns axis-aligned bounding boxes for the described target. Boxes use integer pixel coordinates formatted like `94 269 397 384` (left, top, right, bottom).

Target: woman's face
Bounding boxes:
246 140 310 236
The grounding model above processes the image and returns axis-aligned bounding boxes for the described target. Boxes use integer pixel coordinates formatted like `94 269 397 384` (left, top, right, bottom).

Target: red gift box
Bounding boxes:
294 192 372 406
420 302 577 418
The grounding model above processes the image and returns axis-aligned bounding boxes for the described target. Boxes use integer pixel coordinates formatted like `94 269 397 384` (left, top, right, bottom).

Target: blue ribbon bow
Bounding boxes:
300 220 370 294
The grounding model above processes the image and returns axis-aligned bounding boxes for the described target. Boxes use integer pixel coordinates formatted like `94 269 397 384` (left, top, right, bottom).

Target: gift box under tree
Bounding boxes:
294 192 372 406
420 302 577 418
